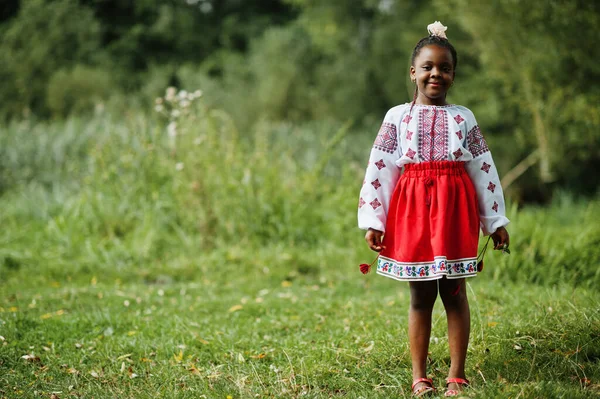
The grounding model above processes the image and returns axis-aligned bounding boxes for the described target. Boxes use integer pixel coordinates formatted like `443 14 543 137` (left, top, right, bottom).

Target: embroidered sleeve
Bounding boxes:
358 111 402 233
464 120 510 235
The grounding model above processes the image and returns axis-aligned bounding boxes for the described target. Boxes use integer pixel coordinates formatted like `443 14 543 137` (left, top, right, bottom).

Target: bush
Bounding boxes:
0 0 101 117
47 65 115 117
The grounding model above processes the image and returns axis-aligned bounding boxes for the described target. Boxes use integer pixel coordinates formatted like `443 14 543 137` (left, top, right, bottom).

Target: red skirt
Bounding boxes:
377 161 480 281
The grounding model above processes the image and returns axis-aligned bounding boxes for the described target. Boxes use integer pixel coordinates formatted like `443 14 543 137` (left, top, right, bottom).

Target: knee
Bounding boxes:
439 279 467 307
409 282 438 311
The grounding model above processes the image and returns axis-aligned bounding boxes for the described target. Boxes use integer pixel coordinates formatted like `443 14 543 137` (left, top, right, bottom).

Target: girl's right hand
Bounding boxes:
365 228 385 252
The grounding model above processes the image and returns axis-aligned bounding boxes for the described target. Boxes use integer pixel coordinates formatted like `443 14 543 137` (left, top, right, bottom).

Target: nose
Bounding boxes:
430 67 441 77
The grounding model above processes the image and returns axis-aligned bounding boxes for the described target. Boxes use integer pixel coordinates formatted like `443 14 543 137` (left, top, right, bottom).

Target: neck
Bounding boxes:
415 93 448 106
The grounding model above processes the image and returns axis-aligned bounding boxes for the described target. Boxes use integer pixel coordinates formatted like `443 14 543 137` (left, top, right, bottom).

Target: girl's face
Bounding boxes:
410 45 455 106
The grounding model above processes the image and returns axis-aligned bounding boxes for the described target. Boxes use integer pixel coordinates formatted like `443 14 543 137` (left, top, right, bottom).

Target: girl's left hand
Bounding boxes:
491 226 510 250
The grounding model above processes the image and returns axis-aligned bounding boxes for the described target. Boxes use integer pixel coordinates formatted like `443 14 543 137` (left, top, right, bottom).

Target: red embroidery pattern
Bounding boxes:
418 108 448 161
359 197 366 208
403 114 412 124
453 149 463 159
492 201 498 212
454 114 465 124
467 125 490 157
481 162 491 173
405 148 416 159
456 130 463 140
373 122 398 154
487 182 496 193
371 179 382 190
370 198 382 210
407 130 413 140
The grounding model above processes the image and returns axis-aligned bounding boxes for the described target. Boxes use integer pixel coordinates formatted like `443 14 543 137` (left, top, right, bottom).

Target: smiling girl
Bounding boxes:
357 22 510 396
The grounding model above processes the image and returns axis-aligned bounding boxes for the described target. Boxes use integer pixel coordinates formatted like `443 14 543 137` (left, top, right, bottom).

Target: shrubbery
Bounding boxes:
1 93 599 287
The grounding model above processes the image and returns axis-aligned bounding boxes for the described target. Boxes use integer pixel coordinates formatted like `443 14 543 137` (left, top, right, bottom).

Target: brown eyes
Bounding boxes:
422 66 452 72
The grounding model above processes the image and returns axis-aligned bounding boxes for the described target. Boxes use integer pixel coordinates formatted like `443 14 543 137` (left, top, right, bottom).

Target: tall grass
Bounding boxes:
0 99 599 288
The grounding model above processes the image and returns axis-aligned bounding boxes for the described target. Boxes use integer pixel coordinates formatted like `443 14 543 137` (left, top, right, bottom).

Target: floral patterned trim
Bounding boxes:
376 255 478 281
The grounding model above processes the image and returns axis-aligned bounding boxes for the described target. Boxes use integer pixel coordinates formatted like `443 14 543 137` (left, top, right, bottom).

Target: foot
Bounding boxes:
445 377 469 397
412 378 435 397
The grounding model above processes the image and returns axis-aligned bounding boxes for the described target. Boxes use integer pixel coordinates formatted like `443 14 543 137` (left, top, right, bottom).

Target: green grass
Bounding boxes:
1 103 600 398
1 257 599 398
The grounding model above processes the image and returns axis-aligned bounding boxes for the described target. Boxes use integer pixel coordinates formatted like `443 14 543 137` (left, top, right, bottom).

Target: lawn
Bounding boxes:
1 252 599 398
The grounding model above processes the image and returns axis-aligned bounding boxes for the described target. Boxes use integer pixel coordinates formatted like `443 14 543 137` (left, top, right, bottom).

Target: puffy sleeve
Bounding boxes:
463 115 510 235
357 110 402 233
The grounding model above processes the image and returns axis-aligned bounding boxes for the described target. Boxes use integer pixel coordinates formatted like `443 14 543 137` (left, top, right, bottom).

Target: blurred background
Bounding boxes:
1 0 600 288
1 0 599 200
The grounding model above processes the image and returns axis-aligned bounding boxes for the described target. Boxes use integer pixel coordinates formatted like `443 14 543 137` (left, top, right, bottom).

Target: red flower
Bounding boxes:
359 263 371 274
359 253 380 275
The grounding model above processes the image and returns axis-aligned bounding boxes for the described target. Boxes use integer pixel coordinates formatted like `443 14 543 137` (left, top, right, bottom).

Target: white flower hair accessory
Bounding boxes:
427 21 448 39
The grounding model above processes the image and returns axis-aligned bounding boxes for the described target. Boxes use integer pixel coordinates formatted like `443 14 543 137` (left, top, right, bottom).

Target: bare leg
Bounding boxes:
439 277 470 391
408 280 438 393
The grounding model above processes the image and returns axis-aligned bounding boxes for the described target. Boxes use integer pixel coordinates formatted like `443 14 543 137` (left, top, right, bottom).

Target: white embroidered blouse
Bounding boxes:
358 103 510 236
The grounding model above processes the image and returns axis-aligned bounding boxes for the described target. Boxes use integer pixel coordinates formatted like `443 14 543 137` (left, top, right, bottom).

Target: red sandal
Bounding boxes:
411 378 435 397
445 377 469 396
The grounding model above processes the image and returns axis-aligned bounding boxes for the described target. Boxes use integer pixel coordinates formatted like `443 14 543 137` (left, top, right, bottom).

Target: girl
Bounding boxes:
357 22 510 397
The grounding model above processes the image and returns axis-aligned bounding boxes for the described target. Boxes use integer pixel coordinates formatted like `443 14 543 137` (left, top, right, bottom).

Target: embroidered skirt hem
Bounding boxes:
376 255 478 281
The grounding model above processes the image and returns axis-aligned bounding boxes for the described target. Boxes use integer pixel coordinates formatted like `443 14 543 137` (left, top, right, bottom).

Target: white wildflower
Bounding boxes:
175 162 184 171
166 87 177 101
193 89 203 98
154 104 164 112
178 90 188 100
180 100 190 108
167 122 177 138
171 109 180 118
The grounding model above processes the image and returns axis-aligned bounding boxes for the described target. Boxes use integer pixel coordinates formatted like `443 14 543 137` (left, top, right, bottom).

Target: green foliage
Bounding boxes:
1 0 599 196
436 0 600 191
0 0 101 118
46 65 115 117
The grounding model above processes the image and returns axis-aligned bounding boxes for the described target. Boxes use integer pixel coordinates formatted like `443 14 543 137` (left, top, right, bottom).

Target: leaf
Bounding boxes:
173 350 184 363
228 305 243 313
